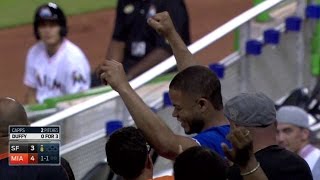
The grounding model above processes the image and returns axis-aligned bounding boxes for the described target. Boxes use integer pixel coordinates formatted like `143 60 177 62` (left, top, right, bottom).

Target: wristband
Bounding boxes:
240 162 260 176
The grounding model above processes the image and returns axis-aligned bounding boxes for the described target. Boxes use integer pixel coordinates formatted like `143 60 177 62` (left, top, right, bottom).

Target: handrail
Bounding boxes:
31 0 285 127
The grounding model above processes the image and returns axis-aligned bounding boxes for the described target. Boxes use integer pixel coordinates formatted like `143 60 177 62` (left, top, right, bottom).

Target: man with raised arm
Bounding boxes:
101 63 230 160
100 12 230 160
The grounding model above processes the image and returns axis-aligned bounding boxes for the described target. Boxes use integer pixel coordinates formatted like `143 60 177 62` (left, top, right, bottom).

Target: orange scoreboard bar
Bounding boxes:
9 126 60 166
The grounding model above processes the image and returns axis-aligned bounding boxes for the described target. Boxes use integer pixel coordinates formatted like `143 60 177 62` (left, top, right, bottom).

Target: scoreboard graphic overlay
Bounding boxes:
9 126 60 166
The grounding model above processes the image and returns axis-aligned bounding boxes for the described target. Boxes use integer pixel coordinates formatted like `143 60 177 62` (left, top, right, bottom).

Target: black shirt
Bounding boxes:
228 145 313 180
112 0 190 71
0 157 75 180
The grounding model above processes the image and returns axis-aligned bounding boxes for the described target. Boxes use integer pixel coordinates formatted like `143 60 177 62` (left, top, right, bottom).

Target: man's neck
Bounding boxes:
253 142 276 153
130 168 153 180
203 110 229 130
46 40 63 57
251 128 277 153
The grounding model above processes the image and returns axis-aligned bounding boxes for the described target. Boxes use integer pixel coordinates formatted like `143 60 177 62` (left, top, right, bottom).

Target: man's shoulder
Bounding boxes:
29 41 44 51
192 125 231 155
194 125 230 139
60 157 75 180
257 145 307 163
61 39 88 65
257 145 307 165
63 39 86 56
255 145 313 179
27 42 44 59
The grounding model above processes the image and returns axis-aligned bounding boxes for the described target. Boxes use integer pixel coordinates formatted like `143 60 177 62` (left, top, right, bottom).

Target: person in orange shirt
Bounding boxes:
105 126 173 180
152 176 173 180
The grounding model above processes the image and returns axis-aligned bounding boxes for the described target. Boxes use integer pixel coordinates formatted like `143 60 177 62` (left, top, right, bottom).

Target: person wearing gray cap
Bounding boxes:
277 106 320 180
225 92 313 180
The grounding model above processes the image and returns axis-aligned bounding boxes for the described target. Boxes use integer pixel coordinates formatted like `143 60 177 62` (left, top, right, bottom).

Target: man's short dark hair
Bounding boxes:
169 65 223 110
105 127 148 179
174 146 227 180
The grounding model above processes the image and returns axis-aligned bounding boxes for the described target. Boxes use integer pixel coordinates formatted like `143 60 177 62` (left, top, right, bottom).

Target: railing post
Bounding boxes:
296 0 307 18
297 28 305 88
239 22 251 93
295 1 307 87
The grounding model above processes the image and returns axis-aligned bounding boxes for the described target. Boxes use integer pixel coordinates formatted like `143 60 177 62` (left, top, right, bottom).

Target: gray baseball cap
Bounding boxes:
276 106 309 129
224 92 276 127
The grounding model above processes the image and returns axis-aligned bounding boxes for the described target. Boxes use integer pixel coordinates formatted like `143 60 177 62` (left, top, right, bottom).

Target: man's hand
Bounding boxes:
148 11 197 71
222 124 268 179
100 60 130 92
221 123 254 167
95 63 108 85
147 11 176 39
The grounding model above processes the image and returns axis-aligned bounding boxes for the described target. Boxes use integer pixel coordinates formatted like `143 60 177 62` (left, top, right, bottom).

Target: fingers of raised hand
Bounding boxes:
221 142 234 161
228 127 251 149
100 60 123 79
235 127 252 144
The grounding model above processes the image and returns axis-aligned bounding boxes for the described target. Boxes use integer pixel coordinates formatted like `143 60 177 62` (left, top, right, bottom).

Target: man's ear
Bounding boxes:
197 98 209 112
301 128 310 141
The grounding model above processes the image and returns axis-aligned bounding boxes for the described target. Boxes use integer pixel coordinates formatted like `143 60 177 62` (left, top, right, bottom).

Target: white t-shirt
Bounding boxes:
300 144 320 179
24 39 91 103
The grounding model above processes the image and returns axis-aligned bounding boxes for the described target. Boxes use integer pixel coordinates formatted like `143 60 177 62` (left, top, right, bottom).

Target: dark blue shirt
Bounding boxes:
113 0 190 72
193 125 231 157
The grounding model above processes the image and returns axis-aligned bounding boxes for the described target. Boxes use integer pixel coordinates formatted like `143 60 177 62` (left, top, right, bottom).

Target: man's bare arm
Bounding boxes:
147 12 197 71
106 40 125 63
94 39 125 83
101 60 198 160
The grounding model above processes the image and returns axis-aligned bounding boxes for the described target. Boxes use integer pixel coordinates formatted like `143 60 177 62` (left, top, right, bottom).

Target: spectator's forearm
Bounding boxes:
106 40 125 62
117 85 180 159
240 158 268 180
166 30 197 71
